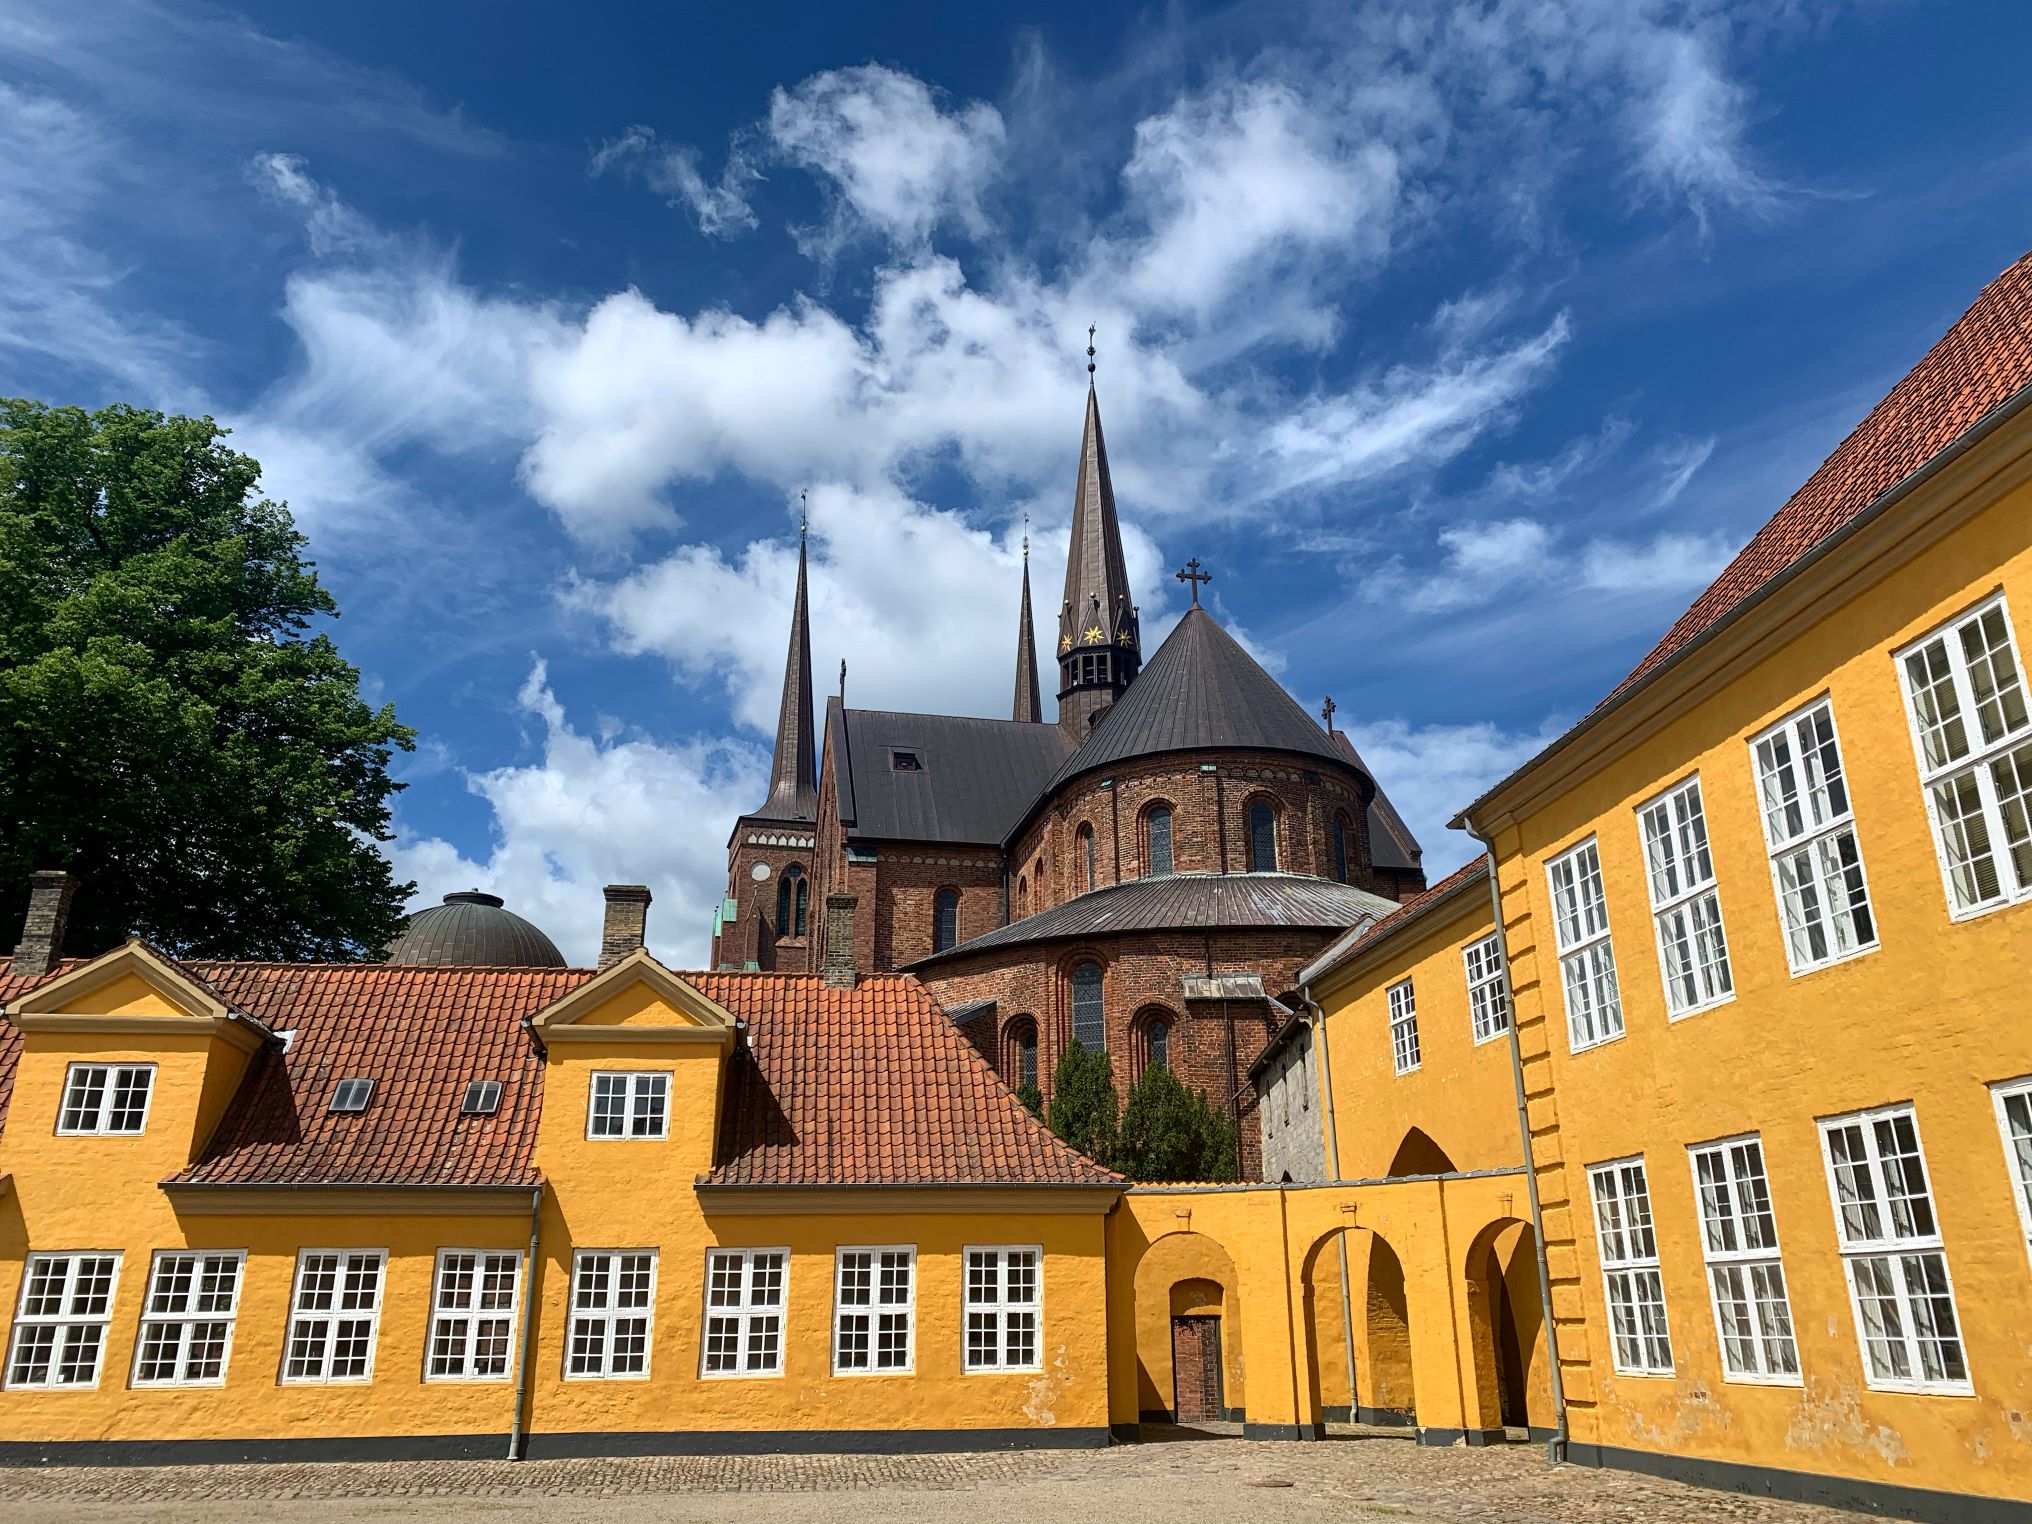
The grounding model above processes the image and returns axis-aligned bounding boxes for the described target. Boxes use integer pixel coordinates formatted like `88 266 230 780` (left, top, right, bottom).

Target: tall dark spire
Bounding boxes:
760 523 818 820
1013 526 1043 723
1056 379 1140 735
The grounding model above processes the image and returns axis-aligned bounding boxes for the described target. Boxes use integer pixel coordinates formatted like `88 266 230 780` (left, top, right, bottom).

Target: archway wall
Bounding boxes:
1110 1172 1539 1441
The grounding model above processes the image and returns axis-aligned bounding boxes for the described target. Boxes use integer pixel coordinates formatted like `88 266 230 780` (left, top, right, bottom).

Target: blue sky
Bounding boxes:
5 1 2030 963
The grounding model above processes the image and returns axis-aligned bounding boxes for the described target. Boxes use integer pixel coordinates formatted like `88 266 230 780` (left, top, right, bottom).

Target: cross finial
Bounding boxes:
838 659 846 701
1321 695 1337 732
1086 323 1096 378
1175 557 1211 606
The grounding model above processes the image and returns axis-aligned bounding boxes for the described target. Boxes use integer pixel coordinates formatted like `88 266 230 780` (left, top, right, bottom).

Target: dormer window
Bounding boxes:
461 1079 503 1116
329 1078 375 1114
57 1063 155 1135
890 750 922 772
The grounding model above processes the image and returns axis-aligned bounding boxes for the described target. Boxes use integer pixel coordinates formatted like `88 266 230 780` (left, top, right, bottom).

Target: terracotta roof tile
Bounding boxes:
0 961 82 1133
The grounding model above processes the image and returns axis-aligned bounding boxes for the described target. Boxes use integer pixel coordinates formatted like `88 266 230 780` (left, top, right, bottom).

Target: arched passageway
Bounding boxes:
1130 1231 1244 1427
1462 1217 1550 1432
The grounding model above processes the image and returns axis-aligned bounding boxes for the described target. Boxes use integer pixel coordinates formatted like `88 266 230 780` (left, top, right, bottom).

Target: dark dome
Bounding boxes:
383 890 567 968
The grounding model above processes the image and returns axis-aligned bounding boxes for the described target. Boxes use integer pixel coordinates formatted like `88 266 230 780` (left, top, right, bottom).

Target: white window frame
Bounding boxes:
1750 698 1879 974
1686 1136 1800 1386
586 1070 671 1140
1546 838 1625 1052
4 1252 122 1389
1586 1158 1674 1376
1895 595 2032 919
963 1246 1042 1373
1993 1077 2032 1274
425 1249 521 1383
1637 775 1735 1019
131 1250 245 1388
700 1247 788 1379
1818 1104 1971 1395
55 1062 156 1135
1461 933 1510 1044
565 1249 658 1381
280 1249 386 1384
1386 979 1420 1074
833 1246 915 1375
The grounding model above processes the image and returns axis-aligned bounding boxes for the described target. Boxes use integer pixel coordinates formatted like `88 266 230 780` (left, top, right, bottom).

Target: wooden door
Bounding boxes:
1171 1314 1224 1423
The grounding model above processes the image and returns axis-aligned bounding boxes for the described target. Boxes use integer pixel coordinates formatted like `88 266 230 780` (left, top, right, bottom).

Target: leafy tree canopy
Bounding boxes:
0 400 416 960
1116 1060 1240 1183
1044 1039 1119 1167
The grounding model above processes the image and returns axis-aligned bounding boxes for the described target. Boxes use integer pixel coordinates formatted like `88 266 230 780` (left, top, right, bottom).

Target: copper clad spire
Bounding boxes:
761 523 818 820
1013 528 1042 723
1056 373 1140 734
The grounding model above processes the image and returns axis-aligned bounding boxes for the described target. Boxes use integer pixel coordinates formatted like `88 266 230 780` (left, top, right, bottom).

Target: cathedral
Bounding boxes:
713 380 1427 1168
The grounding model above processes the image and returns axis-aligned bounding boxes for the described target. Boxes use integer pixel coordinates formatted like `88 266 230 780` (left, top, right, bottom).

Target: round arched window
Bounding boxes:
1069 962 1105 1052
1331 813 1352 884
932 888 960 953
1247 801 1278 872
777 865 808 938
1146 1017 1170 1071
1146 805 1174 876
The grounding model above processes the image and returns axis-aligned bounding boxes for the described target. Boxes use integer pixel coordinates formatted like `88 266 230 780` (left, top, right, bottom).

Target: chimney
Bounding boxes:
599 884 652 968
10 870 78 980
820 894 858 990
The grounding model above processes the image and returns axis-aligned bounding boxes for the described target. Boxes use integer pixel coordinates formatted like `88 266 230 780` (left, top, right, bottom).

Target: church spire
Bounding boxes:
1056 370 1140 736
761 519 818 820
1013 525 1042 723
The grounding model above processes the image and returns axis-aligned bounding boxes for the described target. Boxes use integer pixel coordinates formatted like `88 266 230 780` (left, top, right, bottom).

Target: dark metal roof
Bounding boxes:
906 871 1398 968
1298 857 1489 988
1057 383 1140 662
383 892 566 968
755 532 818 823
829 702 1074 845
1038 607 1359 798
1331 731 1423 872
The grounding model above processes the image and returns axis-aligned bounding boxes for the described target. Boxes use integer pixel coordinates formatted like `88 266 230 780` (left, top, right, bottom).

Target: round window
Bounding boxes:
750 862 771 881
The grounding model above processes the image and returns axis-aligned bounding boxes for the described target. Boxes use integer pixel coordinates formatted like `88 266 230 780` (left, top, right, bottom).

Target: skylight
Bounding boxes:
329 1077 374 1113
462 1079 503 1116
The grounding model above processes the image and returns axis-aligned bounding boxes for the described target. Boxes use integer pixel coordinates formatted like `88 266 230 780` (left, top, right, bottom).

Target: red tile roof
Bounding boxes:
697 972 1122 1188
0 962 79 1133
1609 250 2032 706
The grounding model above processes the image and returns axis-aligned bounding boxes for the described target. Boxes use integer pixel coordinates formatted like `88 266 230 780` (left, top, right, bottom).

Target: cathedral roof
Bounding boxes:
905 871 1400 969
383 891 566 968
828 699 1074 845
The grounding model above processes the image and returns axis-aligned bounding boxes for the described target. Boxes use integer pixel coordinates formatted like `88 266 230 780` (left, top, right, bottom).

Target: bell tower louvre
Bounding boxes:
1056 381 1141 737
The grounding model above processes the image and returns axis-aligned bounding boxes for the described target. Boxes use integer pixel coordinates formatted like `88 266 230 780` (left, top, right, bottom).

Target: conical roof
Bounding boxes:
1037 606 1355 796
1013 547 1043 722
759 531 818 821
1056 384 1138 660
384 891 567 968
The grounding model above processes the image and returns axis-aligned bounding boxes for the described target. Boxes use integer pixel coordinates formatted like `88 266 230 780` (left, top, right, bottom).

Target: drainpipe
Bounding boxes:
1301 982 1359 1427
507 1183 544 1460
1465 831 1567 1464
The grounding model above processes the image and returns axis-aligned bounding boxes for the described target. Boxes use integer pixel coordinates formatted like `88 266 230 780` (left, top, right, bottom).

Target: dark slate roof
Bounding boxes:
1331 731 1423 873
1039 607 1356 798
384 891 566 968
1298 858 1489 988
906 871 1399 968
828 699 1075 845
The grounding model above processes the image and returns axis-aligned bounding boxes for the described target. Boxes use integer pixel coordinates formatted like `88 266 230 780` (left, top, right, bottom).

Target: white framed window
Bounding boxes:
566 1250 656 1379
1994 1078 2032 1272
1547 838 1625 1051
1897 596 2032 917
282 1249 385 1383
132 1251 244 1387
1462 933 1510 1043
1386 979 1420 1074
587 1071 670 1139
1819 1105 1970 1394
701 1248 787 1378
833 1247 914 1374
56 1063 155 1135
964 1246 1041 1372
1587 1159 1673 1375
426 1250 521 1382
1638 777 1734 1017
1752 699 1878 972
1687 1138 1799 1384
5 1253 121 1388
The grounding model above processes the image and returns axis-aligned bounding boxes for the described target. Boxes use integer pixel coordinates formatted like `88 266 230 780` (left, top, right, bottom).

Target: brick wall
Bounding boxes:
868 846 1004 969
717 817 818 971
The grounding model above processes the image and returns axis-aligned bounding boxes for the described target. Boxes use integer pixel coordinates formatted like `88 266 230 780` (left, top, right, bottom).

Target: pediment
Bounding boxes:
530 947 737 1043
6 941 264 1044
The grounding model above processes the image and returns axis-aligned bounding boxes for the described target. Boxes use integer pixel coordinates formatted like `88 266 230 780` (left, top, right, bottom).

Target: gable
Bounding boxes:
5 941 260 1047
529 947 737 1043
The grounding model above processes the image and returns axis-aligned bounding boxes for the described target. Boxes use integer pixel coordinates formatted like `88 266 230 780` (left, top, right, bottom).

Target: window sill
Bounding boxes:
1568 1030 1628 1057
1717 1371 1805 1389
1859 1378 1976 1399
564 1372 652 1383
1783 939 1880 979
1943 887 2032 924
700 1369 785 1381
1665 991 1737 1022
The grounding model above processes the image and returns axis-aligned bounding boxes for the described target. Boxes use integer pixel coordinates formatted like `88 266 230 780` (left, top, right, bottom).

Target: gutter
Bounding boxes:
1300 982 1358 1429
507 1183 544 1461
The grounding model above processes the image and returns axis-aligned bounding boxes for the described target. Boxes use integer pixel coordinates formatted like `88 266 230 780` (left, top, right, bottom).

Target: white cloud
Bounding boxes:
1579 530 1738 593
1622 23 1778 226
1402 518 1556 613
590 125 761 237
1349 714 1573 877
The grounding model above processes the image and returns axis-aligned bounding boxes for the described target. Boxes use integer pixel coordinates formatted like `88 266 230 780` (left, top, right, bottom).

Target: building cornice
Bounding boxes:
162 1182 540 1217
693 1183 1124 1216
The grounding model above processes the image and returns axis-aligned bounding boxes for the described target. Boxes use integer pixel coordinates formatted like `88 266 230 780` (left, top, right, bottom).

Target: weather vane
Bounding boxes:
1176 558 1211 607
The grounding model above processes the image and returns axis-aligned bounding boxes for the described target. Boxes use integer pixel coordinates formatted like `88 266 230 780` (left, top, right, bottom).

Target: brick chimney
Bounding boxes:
820 894 858 990
10 870 78 980
598 884 652 968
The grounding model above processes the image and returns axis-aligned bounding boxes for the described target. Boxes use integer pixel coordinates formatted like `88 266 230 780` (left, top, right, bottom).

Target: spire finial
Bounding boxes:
1022 510 1029 560
839 659 846 701
799 488 808 542
1175 557 1211 607
1086 323 1096 378
1321 695 1337 732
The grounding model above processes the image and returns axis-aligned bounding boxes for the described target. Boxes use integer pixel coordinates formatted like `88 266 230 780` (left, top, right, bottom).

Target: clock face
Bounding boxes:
750 862 771 881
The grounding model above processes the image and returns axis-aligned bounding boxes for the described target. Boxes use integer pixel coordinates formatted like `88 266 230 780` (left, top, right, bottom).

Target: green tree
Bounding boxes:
1044 1039 1118 1168
1116 1061 1240 1183
1013 1080 1044 1119
0 400 416 960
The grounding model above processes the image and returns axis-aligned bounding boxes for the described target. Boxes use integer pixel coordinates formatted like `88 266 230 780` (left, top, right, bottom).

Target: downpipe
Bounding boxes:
1301 982 1360 1427
507 1183 544 1461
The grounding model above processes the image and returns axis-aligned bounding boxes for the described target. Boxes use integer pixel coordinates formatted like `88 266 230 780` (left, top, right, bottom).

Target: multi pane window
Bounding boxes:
777 864 808 938
567 1250 656 1379
1330 816 1351 884
1898 597 2032 915
834 1247 914 1374
1069 962 1105 1052
133 1251 243 1387
964 1247 1041 1371
1547 839 1624 1051
932 889 960 954
1819 1105 1969 1393
282 1250 385 1383
1012 1022 1038 1091
701 1249 787 1377
1588 1159 1673 1375
1752 700 1877 971
1247 801 1278 872
5 1253 120 1388
427 1251 521 1381
1462 933 1509 1043
56 1063 155 1134
1145 1019 1169 1072
1146 806 1174 876
587 1071 670 1139
1638 778 1734 1017
1079 826 1096 893
1994 1079 2032 1272
1387 979 1420 1075
1688 1139 1799 1383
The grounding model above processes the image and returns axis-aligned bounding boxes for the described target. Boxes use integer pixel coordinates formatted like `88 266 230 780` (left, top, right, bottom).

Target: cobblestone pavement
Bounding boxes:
0 1428 1882 1524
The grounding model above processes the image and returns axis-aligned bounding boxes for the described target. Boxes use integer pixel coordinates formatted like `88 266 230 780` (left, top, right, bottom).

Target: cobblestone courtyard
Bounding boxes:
0 1429 1882 1523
